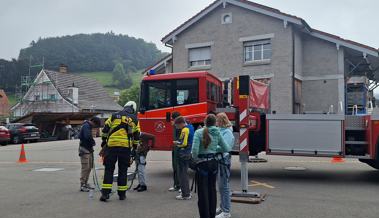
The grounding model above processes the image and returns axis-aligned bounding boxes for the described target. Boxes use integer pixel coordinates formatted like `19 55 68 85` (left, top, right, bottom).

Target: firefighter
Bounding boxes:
99 101 140 202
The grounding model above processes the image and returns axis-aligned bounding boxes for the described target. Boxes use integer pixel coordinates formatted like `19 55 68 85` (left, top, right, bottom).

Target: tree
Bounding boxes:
118 85 140 107
112 62 133 89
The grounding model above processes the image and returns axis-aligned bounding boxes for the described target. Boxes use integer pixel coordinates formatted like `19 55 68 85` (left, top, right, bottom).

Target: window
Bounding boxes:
207 81 220 102
175 79 199 106
140 79 199 111
34 95 40 101
244 40 272 62
143 81 172 110
50 94 56 100
189 47 211 67
222 13 232 24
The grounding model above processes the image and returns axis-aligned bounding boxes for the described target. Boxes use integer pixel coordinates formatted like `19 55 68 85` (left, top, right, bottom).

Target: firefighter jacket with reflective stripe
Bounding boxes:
102 110 140 148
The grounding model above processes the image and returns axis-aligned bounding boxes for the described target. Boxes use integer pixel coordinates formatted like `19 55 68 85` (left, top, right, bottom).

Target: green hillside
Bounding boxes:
78 71 143 95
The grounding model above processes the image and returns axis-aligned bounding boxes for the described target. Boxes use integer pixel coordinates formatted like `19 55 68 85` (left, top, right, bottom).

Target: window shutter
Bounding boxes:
189 47 211 61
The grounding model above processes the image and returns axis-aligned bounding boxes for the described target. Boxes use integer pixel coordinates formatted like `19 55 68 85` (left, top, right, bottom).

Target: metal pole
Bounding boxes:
231 75 260 198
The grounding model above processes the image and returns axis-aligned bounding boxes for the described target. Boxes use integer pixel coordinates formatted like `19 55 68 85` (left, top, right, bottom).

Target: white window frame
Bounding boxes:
188 46 211 69
244 39 272 63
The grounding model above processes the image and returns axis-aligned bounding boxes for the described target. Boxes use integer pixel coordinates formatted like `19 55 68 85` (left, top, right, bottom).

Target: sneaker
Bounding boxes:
85 184 95 190
216 208 223 215
80 186 90 192
178 189 182 193
216 212 231 218
137 185 147 192
168 187 179 192
176 194 192 200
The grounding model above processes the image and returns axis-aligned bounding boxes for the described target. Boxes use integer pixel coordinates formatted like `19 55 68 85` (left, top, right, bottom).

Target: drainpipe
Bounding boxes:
292 27 296 114
165 43 173 73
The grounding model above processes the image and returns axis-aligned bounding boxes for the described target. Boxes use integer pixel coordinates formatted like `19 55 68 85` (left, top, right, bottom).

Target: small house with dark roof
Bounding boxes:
11 66 122 118
146 0 379 114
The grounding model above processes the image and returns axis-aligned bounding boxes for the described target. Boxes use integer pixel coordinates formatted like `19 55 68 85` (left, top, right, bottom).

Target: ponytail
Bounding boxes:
202 127 211 149
201 114 217 149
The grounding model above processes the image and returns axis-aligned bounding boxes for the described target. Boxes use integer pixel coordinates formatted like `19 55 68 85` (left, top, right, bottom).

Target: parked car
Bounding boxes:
0 126 10 146
6 123 40 144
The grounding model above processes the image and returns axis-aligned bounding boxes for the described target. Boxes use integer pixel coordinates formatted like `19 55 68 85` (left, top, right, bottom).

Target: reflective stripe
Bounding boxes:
118 185 129 191
240 109 247 122
102 184 113 189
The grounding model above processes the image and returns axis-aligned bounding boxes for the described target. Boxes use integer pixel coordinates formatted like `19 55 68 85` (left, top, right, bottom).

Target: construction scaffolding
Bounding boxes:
14 56 60 117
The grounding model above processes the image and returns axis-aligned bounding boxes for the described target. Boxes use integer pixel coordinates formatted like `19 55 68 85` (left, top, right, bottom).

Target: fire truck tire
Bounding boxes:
359 159 379 170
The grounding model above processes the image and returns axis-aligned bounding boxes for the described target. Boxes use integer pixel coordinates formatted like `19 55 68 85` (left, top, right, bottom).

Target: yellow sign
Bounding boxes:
239 95 248 99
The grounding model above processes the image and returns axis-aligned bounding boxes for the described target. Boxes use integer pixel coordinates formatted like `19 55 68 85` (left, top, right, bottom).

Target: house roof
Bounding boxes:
44 70 123 112
143 53 172 74
162 0 378 57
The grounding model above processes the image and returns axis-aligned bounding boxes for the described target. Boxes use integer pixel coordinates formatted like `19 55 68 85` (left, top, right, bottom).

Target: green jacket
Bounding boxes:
191 126 230 159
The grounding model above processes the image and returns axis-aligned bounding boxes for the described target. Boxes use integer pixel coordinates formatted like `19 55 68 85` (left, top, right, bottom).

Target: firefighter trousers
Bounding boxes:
101 147 131 197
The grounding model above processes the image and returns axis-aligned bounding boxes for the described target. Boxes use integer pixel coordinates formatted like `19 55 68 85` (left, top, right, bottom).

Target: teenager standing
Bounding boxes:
216 113 235 218
192 114 230 218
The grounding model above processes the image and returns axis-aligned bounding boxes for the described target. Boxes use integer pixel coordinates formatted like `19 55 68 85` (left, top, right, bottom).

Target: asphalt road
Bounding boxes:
0 139 378 218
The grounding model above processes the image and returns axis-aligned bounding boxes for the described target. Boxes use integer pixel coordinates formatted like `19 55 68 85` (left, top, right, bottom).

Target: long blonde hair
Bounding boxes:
216 112 232 128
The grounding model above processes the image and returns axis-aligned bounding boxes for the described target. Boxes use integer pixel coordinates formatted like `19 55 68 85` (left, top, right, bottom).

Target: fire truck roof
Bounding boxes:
142 71 220 81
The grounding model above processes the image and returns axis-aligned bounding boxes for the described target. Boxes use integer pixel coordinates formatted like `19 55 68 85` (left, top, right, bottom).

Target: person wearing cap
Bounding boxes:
78 116 101 192
99 101 140 202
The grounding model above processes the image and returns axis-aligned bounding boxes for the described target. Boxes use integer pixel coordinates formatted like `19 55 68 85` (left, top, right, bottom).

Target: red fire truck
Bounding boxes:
138 71 379 170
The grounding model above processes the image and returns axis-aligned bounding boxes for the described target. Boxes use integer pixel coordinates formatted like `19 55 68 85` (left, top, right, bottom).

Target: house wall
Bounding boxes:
301 35 342 113
172 4 295 113
12 71 78 117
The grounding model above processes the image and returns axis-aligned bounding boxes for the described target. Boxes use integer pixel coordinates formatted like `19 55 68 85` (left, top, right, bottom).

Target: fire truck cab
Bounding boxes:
138 71 223 151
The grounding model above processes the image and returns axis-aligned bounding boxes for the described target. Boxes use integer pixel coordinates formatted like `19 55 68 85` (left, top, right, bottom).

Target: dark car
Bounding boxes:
6 123 40 144
0 126 10 146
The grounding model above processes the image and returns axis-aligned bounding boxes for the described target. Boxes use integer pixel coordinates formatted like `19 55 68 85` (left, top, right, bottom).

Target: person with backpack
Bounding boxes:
99 101 140 202
192 114 231 218
168 111 181 192
215 113 235 218
173 116 194 200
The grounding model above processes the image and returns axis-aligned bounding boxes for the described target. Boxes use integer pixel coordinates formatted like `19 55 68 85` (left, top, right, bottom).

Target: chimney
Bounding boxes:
59 64 68 73
68 82 79 105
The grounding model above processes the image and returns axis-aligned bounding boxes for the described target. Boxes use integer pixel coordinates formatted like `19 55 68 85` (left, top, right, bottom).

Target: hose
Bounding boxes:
91 152 139 194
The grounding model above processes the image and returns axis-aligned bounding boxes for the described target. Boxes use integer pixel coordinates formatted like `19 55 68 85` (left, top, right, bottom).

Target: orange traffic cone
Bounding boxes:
18 144 28 163
331 156 344 163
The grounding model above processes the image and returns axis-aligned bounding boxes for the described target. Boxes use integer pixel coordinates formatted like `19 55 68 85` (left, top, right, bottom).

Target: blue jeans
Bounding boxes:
218 154 231 213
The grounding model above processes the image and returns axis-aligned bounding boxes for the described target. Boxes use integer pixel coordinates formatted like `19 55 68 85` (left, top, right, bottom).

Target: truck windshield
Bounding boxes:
140 79 199 111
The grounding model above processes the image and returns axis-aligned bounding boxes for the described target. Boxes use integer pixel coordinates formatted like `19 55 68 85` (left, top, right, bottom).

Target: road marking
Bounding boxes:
284 166 307 171
33 168 64 172
248 180 275 189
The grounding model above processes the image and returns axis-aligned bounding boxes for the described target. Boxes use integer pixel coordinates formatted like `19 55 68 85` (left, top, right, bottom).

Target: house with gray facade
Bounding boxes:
145 0 379 114
12 65 122 118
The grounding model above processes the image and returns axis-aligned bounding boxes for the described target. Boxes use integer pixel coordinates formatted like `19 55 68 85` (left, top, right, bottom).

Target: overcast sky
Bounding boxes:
0 0 378 60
